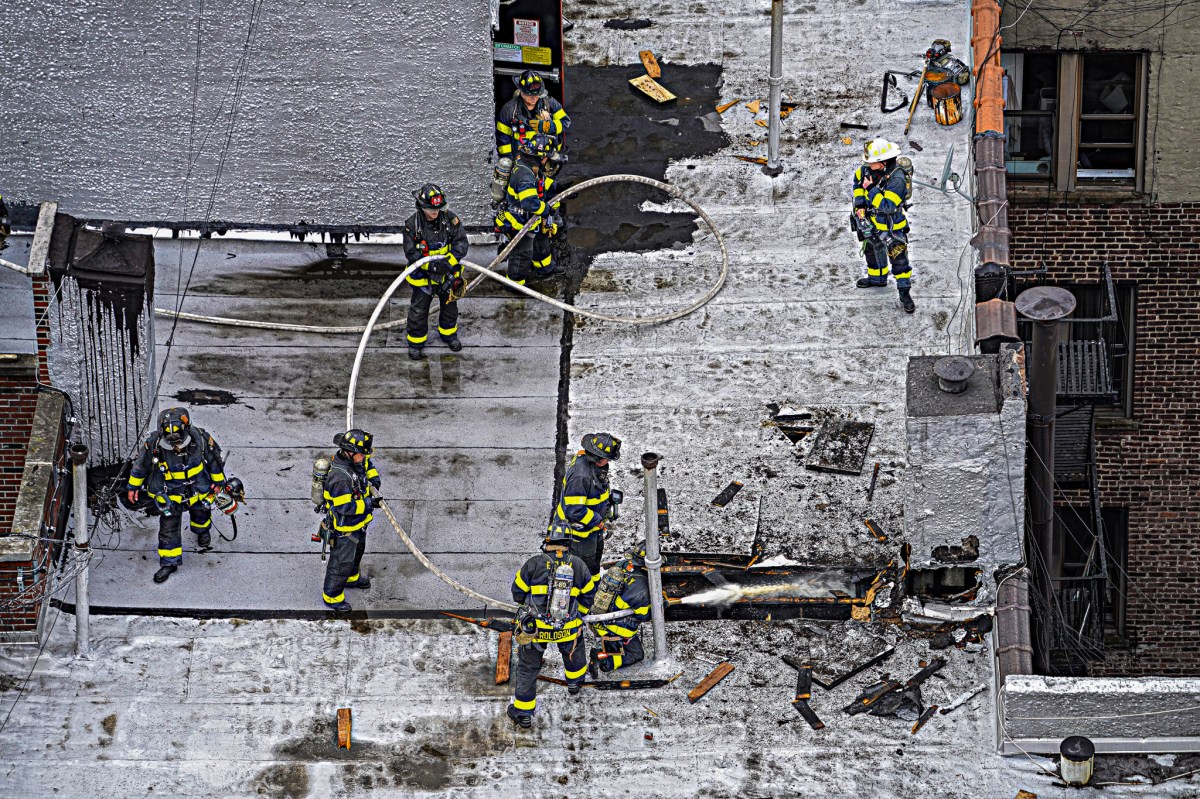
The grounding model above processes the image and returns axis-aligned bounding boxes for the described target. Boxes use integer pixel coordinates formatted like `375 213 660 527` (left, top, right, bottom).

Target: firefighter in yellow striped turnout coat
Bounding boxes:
321 430 381 612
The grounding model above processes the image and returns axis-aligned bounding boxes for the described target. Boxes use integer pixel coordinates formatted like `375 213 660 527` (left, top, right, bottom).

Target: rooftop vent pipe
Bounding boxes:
934 356 975 393
1059 736 1095 786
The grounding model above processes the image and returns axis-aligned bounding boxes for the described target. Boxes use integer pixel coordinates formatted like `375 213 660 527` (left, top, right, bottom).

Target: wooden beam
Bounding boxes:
629 74 676 103
687 662 734 703
336 707 352 749
639 50 661 79
495 630 512 685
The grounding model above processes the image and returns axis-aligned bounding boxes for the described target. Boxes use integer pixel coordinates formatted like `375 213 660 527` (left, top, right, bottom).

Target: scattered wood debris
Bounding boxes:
911 705 938 734
711 481 743 507
840 121 869 130
841 136 853 145
746 99 762 114
864 519 888 542
495 630 512 685
716 98 741 113
734 156 768 165
639 50 661 78
337 707 352 749
643 705 658 718
909 140 924 151
779 101 799 120
754 119 768 127
939 683 986 715
688 662 735 703
630 74 676 103
1015 791 1038 799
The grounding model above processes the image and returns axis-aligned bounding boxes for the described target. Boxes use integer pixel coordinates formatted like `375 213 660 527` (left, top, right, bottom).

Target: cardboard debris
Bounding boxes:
639 50 661 78
688 662 735 703
746 99 762 114
630 74 677 103
337 707 352 749
716 98 741 114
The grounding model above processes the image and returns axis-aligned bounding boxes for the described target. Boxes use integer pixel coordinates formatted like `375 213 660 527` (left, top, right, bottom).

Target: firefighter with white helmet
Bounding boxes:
851 139 916 313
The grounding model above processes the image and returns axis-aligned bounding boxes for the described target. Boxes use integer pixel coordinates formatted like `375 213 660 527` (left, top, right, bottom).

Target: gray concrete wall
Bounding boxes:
1001 2 1200 203
1002 674 1200 753
0 0 494 225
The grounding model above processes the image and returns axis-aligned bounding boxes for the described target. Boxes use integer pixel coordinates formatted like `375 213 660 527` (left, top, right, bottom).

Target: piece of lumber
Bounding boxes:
688 662 735 703
754 119 768 127
734 156 768 165
630 74 676 103
911 705 938 734
864 519 888 542
639 50 661 78
802 646 896 691
794 665 813 702
792 700 825 730
337 707 352 749
746 99 762 114
495 630 512 685
716 98 741 113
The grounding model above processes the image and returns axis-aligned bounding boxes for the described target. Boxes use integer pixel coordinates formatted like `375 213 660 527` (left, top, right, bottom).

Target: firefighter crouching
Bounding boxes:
588 540 652 675
126 407 227 584
496 133 565 285
551 432 622 575
508 521 597 729
403 183 469 361
851 138 916 313
320 429 382 612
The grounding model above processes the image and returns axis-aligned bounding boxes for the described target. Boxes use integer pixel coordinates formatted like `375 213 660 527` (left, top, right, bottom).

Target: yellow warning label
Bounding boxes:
523 46 552 66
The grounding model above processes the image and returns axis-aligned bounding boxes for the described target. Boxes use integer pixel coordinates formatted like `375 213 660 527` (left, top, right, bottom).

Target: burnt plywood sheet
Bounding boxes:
804 420 875 475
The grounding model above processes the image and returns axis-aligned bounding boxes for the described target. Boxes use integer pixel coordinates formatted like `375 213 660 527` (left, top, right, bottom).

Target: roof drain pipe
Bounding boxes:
971 0 1010 303
641 452 670 661
762 0 784 177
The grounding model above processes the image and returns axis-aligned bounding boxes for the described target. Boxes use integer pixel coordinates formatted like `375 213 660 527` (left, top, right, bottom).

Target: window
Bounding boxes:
1002 52 1147 190
1054 506 1127 641
1101 507 1128 640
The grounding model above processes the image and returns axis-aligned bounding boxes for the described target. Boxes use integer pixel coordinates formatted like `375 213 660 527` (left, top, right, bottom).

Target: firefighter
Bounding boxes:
551 432 621 575
588 540 652 674
0 193 10 252
403 184 469 360
320 429 382 612
852 139 916 313
508 521 597 729
126 407 227 584
495 70 570 160
496 134 565 285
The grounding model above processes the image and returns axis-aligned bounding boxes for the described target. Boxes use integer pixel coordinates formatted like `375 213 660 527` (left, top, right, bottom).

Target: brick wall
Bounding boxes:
0 379 39 534
1008 201 1200 677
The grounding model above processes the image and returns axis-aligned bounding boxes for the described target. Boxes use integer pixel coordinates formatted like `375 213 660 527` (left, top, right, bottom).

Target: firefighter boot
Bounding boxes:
507 704 533 728
345 572 371 589
441 333 462 352
857 277 886 288
899 287 916 314
153 565 177 584
567 682 584 696
324 599 352 613
196 530 211 548
408 345 424 361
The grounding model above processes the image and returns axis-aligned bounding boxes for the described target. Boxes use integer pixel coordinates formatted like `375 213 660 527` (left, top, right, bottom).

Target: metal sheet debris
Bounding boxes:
805 420 876 475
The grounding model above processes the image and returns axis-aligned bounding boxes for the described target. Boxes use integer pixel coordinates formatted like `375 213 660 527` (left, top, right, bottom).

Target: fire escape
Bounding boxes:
1016 264 1121 674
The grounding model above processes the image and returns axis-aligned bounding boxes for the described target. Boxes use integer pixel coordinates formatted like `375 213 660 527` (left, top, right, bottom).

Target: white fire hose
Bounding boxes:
156 174 729 615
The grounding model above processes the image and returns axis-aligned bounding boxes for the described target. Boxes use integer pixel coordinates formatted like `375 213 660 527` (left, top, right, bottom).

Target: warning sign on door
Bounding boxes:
513 18 540 47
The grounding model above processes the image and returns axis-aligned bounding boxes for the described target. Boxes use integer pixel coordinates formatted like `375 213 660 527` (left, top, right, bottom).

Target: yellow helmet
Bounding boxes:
863 139 901 163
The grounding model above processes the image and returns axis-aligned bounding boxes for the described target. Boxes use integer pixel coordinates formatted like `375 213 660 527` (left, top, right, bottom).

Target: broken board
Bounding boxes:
688 662 734 703
337 707 352 749
639 50 661 78
804 420 875 475
630 74 676 103
495 630 512 685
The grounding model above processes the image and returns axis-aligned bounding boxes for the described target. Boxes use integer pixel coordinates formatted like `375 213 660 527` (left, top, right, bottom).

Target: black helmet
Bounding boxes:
224 477 246 503
516 133 557 160
414 183 447 211
581 432 621 461
334 429 373 455
543 518 572 550
626 540 648 570
158 407 192 447
515 70 545 96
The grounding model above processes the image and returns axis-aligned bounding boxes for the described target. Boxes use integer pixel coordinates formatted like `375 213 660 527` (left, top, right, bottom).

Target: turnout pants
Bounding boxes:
505 231 553 285
863 230 912 289
157 503 211 566
406 286 458 346
601 632 645 671
569 533 604 576
511 636 588 715
322 528 367 605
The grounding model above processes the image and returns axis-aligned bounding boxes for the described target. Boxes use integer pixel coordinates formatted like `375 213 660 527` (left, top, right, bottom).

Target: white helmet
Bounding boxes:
863 139 901 163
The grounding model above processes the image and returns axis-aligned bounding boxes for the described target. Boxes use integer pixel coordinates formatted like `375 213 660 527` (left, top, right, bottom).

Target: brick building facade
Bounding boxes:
1007 202 1200 676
